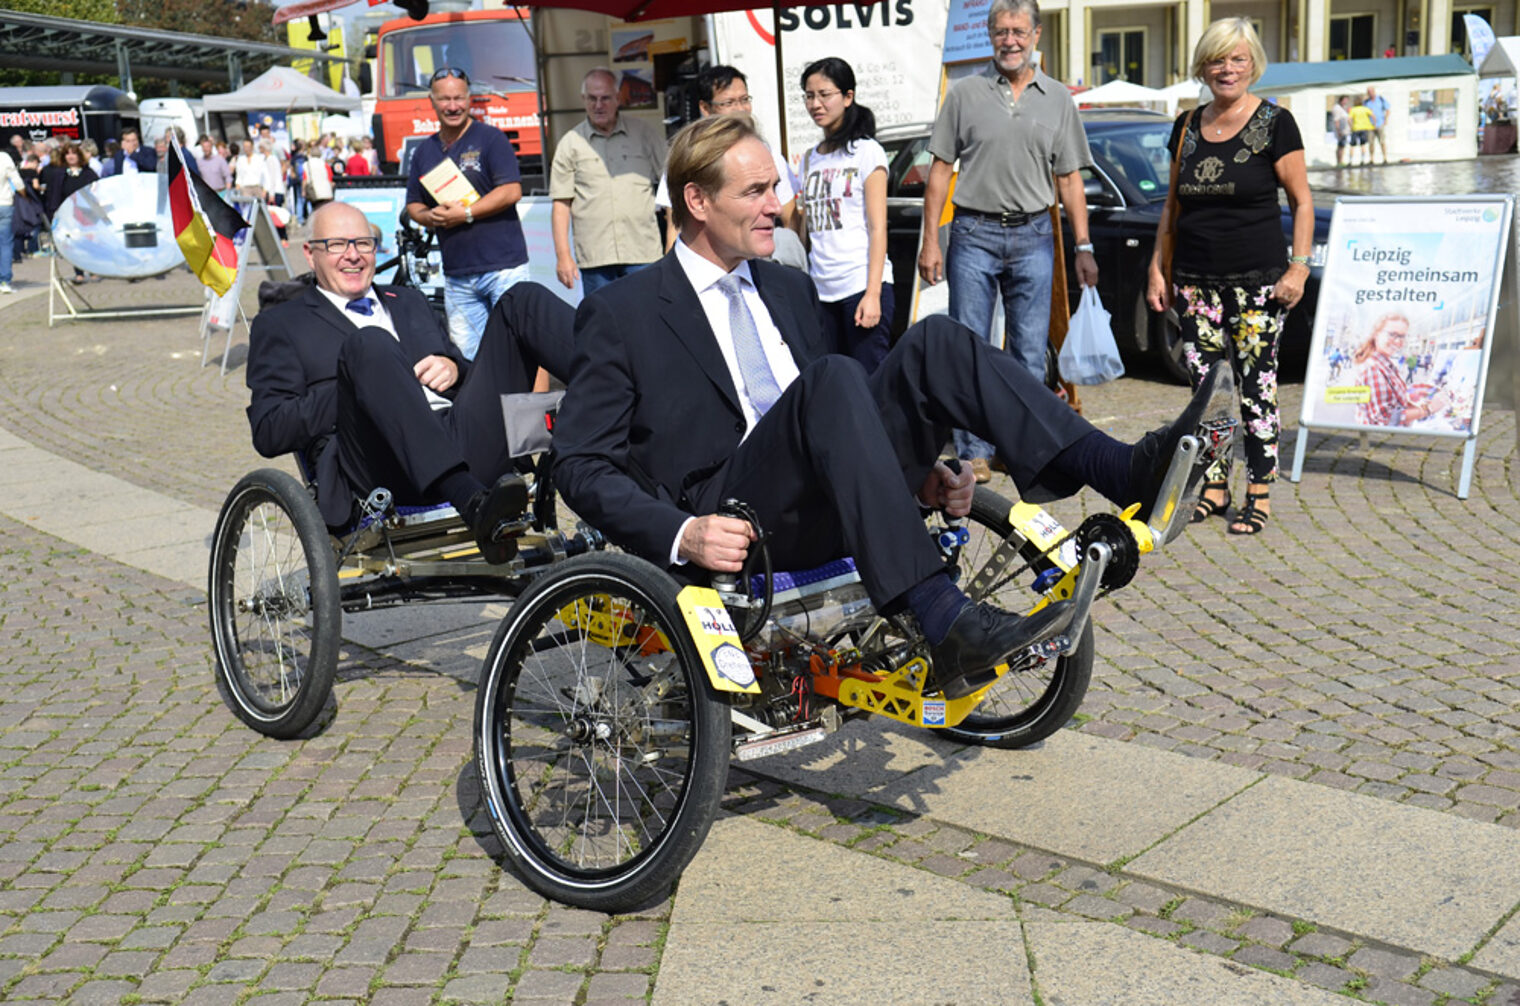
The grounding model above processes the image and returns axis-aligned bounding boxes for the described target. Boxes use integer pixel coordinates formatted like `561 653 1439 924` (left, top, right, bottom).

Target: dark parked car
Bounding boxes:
879 108 1332 383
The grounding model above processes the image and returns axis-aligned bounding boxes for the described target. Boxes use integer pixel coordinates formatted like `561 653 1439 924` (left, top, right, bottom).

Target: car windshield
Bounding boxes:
1086 121 1173 202
380 20 537 97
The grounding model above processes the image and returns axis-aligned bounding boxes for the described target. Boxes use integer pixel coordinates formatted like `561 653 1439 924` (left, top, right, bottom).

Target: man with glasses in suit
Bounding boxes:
405 66 531 360
246 201 571 563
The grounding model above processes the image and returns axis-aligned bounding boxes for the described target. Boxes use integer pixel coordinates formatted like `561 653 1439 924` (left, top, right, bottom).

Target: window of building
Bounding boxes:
1097 28 1147 84
1329 14 1376 60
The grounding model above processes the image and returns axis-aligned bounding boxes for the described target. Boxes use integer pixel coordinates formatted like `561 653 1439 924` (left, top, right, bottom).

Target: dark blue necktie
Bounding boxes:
345 297 374 317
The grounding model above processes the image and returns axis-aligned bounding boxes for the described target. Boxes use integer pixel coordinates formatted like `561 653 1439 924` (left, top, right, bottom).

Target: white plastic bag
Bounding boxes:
1058 286 1125 386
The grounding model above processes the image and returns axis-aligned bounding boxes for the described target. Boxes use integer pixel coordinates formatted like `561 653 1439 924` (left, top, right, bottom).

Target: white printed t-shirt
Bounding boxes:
799 138 892 302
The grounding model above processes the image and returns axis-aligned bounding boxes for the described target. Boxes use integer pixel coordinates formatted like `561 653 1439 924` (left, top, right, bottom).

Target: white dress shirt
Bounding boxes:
673 239 801 437
318 285 451 412
667 240 803 564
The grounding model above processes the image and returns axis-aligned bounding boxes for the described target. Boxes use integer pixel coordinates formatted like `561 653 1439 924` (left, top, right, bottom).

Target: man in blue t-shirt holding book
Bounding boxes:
406 68 530 359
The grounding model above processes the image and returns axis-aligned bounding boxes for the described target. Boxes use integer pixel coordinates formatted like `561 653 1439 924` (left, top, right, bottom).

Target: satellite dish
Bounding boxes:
51 174 187 279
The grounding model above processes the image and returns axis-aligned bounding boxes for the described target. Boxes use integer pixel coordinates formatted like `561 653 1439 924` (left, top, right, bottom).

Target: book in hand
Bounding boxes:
419 157 480 206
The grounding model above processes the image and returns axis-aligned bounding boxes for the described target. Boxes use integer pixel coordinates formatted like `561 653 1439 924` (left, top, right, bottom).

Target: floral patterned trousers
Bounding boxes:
1176 279 1286 485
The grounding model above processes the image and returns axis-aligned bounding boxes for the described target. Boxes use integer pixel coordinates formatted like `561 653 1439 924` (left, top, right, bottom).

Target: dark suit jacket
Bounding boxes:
246 284 465 526
108 148 157 175
552 251 830 564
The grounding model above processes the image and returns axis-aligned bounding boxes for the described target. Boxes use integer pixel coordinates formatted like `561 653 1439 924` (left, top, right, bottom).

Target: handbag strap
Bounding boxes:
1164 107 1195 224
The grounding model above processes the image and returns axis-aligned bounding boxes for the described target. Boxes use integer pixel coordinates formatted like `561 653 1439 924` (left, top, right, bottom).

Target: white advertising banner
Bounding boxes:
1292 195 1514 497
711 0 949 166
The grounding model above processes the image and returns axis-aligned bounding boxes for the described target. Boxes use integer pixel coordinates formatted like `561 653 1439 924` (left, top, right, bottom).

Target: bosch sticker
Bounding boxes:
923 700 946 726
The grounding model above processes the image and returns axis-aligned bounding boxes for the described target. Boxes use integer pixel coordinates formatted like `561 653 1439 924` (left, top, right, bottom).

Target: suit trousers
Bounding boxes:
335 284 574 507
689 315 1091 607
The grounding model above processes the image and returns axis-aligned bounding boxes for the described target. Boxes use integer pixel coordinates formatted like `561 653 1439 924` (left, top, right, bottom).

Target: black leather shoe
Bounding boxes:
1129 361 1236 525
931 600 1075 700
464 474 529 565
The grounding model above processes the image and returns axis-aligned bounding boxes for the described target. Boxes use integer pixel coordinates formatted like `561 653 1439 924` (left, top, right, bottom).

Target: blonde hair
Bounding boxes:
1191 18 1268 84
665 114 760 231
1353 312 1411 364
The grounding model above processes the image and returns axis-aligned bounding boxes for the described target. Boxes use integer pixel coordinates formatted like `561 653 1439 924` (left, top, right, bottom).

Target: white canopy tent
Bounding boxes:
1157 79 1208 114
1478 36 1520 77
202 66 360 114
1075 79 1167 106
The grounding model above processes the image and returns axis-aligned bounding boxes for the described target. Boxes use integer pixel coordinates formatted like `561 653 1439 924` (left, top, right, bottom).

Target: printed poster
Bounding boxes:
1300 196 1513 440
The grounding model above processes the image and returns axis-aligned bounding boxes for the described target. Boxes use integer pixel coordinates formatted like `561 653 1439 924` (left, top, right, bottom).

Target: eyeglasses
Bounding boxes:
712 94 754 110
802 89 842 103
992 27 1034 41
307 236 378 256
1205 55 1253 71
430 67 469 84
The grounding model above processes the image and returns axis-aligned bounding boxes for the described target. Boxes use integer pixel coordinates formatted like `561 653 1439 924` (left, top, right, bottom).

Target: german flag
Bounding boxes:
167 133 246 296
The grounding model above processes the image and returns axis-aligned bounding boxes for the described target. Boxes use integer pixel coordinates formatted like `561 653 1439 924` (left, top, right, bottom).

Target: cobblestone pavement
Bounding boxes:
2 195 1520 1004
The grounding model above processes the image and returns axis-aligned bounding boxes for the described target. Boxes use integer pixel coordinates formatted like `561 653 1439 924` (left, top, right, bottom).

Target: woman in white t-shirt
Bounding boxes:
799 57 893 370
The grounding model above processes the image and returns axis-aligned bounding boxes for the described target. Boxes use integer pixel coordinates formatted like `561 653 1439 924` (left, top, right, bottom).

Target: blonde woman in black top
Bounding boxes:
1145 18 1313 536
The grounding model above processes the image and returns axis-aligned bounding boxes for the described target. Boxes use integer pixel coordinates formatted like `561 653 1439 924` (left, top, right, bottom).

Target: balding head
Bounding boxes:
304 202 378 299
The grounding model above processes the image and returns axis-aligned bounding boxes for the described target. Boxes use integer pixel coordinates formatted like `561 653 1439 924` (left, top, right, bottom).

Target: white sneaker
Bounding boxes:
0 282 12 294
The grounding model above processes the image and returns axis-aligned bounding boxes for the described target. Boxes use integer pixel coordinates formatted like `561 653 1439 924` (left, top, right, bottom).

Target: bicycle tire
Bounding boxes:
208 469 341 739
940 486 1095 749
474 553 730 912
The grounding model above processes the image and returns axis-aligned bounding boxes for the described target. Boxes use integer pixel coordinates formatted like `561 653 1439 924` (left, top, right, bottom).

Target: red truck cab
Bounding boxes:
372 8 542 177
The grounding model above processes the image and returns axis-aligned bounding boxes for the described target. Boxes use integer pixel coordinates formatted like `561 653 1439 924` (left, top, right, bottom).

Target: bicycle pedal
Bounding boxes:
1027 635 1071 660
1199 417 1239 454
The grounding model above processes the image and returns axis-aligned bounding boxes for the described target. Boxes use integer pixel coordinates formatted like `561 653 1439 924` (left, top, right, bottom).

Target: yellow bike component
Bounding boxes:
832 655 996 729
675 585 762 694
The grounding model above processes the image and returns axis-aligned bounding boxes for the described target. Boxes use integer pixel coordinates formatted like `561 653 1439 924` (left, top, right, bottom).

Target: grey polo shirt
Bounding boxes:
928 63 1092 216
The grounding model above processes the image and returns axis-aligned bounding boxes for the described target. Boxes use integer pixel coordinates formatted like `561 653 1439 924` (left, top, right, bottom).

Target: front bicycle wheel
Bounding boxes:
474 554 730 913
940 486 1095 749
208 469 340 739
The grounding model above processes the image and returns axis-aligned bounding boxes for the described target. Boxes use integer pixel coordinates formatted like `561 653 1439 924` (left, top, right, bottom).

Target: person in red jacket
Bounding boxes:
344 143 371 178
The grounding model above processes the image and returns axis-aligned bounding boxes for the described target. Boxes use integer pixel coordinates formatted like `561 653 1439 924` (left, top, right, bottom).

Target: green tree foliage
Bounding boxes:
115 0 282 44
0 0 121 22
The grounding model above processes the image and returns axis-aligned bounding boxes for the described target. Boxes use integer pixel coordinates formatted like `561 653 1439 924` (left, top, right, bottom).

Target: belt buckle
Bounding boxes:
999 210 1026 227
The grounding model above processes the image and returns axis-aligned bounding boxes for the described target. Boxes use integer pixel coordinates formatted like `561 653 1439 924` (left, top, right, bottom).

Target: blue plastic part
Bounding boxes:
1032 567 1063 593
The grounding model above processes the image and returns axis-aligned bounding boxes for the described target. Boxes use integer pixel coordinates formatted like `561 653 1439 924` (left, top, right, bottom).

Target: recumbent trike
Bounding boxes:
207 374 1236 913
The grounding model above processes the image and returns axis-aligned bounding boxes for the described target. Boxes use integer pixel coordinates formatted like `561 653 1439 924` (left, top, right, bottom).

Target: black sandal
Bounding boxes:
1191 482 1230 524
1228 492 1270 535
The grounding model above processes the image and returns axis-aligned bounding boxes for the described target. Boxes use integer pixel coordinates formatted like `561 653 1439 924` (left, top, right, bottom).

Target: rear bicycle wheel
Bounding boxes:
474 554 730 913
208 469 340 739
941 486 1095 749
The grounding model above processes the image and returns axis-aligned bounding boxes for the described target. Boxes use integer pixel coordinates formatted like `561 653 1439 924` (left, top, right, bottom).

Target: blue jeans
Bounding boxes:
0 204 11 284
946 211 1054 460
445 263 531 360
580 262 650 297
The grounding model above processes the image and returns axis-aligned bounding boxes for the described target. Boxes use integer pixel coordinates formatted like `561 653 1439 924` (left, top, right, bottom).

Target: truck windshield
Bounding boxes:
381 20 536 97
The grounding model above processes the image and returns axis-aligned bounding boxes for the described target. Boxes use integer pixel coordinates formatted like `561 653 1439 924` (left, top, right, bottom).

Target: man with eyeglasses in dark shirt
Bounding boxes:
405 66 531 360
246 202 571 563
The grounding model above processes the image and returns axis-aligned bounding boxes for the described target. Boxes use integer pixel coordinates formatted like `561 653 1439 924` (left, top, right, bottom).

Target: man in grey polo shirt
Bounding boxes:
550 68 668 298
918 0 1097 481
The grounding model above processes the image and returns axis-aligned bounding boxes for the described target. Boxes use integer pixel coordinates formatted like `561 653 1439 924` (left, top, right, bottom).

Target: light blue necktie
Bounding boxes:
345 297 374 317
715 274 782 417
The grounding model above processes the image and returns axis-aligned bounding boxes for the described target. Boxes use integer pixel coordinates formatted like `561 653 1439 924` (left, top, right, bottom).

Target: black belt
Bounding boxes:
959 207 1047 227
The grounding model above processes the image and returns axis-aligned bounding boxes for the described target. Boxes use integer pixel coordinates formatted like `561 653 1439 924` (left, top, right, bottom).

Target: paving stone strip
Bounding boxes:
725 767 1520 1006
0 517 668 1005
